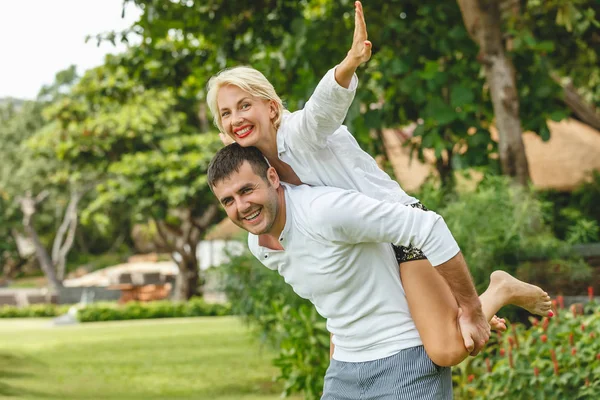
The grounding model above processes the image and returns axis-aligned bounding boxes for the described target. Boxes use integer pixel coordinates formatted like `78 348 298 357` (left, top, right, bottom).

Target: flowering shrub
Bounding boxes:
454 291 600 399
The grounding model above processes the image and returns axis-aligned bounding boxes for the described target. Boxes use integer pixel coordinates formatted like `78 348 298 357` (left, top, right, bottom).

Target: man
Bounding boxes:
207 143 551 399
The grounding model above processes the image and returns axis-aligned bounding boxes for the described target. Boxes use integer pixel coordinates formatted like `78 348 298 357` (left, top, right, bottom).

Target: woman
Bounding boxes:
206 0 552 366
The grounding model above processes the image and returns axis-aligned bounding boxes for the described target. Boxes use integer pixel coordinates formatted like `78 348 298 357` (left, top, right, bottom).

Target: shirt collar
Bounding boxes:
276 111 291 155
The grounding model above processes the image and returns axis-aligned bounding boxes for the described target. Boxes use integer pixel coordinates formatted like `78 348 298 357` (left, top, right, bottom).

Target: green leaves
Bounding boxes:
424 98 456 125
450 85 475 108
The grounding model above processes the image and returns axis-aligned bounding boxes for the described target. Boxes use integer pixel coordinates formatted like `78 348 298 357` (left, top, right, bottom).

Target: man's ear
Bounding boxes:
267 166 280 188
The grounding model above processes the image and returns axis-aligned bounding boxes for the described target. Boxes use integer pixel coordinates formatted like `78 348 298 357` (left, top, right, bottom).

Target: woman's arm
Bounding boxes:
334 1 371 88
284 1 371 149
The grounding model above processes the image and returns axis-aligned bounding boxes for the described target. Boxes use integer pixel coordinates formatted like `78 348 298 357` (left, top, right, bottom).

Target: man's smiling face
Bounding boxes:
212 161 280 236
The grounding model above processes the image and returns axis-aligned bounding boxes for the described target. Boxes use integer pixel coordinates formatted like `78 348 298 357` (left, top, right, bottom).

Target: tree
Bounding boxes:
457 0 531 185
35 61 224 300
0 67 91 289
110 0 583 190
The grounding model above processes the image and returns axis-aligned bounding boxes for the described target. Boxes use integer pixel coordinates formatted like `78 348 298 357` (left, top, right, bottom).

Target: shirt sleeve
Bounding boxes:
311 189 460 266
283 67 358 150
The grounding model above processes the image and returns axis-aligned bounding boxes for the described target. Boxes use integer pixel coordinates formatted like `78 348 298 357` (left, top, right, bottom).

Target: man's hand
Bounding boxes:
346 1 372 66
457 305 490 356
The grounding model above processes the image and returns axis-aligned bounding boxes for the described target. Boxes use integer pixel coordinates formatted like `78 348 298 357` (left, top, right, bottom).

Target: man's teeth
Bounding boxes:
237 127 252 135
244 210 260 220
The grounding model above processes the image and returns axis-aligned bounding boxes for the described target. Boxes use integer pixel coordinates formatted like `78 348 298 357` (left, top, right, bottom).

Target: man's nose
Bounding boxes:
236 197 252 214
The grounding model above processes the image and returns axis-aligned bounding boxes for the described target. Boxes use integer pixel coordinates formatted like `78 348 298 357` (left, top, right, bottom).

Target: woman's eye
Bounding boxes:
241 103 250 110
221 111 230 117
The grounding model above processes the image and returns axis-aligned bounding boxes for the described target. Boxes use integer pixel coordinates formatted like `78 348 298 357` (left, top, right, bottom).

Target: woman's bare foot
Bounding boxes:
490 315 507 332
489 271 552 316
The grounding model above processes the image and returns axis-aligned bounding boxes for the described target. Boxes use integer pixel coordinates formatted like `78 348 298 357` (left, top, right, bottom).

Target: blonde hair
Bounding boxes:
206 66 284 134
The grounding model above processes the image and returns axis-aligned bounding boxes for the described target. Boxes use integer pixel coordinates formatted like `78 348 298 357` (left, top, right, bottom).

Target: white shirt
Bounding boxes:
277 68 419 205
248 184 460 362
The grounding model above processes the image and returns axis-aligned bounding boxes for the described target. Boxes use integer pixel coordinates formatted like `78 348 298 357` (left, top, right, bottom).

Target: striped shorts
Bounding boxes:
321 346 452 400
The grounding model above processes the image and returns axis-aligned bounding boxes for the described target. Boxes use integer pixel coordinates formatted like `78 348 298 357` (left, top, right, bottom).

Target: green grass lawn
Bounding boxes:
0 316 302 400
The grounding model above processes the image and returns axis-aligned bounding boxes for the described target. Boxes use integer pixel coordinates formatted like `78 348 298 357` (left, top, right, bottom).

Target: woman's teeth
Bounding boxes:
237 127 252 136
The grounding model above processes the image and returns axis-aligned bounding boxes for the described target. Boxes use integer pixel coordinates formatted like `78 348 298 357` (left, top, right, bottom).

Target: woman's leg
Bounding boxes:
400 259 552 367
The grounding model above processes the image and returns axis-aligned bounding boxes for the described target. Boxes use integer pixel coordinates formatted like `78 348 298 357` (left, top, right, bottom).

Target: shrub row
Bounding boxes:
77 298 231 322
0 303 71 318
0 298 231 321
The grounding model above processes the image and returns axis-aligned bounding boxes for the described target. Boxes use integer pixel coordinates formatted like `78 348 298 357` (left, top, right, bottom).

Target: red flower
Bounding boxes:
581 324 586 332
534 367 539 377
589 286 594 301
541 334 548 343
557 295 564 309
508 337 515 348
597 353 600 361
467 374 475 383
550 349 559 376
500 348 506 356
542 317 550 331
569 333 574 346
571 347 577 356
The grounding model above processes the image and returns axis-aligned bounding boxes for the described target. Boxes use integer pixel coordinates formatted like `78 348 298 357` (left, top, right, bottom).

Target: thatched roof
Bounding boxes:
382 118 600 191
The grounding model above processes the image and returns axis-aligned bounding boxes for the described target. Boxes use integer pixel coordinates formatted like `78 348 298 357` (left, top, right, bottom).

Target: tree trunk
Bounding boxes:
457 0 530 186
52 190 82 280
558 78 600 132
154 204 220 301
174 251 201 301
19 191 62 290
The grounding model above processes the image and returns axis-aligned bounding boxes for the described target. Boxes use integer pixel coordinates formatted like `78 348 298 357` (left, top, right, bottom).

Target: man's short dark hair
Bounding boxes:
207 143 270 188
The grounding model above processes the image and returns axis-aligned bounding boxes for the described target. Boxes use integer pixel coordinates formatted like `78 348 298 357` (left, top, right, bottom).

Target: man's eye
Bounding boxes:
241 188 252 194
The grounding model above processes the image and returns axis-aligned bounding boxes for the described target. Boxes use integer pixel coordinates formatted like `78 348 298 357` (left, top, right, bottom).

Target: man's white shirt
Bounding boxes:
248 183 460 362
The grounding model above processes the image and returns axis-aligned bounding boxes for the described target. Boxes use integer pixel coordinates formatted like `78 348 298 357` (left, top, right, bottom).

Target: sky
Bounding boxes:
0 0 141 100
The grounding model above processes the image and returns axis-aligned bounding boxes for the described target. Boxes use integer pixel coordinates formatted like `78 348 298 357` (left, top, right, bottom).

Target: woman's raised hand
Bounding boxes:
347 1 372 66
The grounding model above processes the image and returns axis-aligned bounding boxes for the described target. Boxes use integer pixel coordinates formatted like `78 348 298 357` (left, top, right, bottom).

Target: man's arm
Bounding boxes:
435 252 489 355
313 188 489 354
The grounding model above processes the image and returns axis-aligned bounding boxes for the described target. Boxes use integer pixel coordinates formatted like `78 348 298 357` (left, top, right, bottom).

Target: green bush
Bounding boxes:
453 301 600 399
417 176 591 293
219 251 329 399
76 298 231 322
0 303 71 318
537 170 600 243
